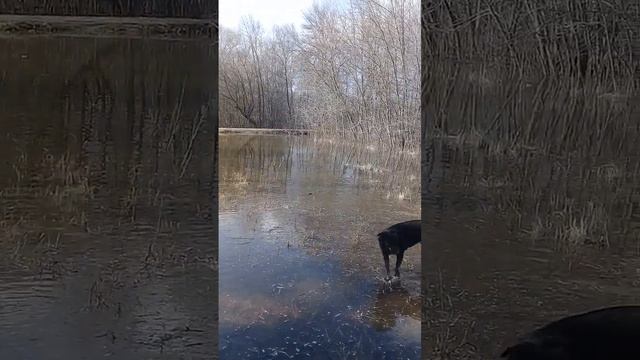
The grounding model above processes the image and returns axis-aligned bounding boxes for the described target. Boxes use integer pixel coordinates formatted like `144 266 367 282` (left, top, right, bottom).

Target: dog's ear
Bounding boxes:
500 341 566 360
501 346 512 357
500 347 512 358
501 344 521 359
499 342 538 360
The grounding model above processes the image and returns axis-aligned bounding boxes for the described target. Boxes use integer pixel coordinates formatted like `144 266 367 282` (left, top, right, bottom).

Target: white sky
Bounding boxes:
220 0 316 32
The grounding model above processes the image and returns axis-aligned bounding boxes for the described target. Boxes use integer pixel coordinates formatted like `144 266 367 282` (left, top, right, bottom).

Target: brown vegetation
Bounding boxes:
422 0 640 251
0 37 215 257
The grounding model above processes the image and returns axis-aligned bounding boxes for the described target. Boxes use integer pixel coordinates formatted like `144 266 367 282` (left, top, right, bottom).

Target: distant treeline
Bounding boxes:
0 0 216 19
220 0 420 148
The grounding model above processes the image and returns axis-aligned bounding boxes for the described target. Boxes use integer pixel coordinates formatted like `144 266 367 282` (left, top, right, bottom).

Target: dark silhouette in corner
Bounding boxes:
501 306 640 360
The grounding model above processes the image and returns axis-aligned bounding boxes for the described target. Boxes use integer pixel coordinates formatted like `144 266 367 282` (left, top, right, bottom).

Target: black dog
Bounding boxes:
501 306 640 360
377 220 421 280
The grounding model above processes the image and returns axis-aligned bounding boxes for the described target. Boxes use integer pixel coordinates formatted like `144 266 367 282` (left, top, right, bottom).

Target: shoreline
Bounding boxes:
219 128 312 136
0 15 215 39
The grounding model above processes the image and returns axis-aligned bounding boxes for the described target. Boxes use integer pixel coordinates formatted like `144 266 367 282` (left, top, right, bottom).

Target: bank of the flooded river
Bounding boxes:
219 128 312 135
0 15 214 39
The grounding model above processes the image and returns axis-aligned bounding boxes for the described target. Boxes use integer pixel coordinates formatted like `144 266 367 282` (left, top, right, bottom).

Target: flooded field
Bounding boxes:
0 35 215 359
423 67 640 358
219 135 421 359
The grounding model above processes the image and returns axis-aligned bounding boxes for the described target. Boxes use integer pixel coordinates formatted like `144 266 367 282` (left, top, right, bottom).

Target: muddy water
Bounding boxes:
219 135 421 359
423 142 640 359
0 35 215 359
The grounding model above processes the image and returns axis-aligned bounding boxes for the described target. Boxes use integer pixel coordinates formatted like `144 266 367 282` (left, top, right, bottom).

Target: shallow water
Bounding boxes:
0 35 215 359
219 135 421 359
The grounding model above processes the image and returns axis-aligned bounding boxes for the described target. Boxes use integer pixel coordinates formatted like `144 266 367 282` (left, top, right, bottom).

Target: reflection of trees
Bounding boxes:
370 284 421 331
219 136 294 191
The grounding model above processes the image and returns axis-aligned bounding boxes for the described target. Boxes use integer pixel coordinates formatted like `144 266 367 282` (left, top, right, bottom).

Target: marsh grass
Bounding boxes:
430 123 638 252
1 152 91 243
178 105 207 179
40 153 94 208
424 0 640 251
0 221 66 278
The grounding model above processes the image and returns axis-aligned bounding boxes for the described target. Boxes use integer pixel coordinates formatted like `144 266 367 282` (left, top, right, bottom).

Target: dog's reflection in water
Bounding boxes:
369 282 421 331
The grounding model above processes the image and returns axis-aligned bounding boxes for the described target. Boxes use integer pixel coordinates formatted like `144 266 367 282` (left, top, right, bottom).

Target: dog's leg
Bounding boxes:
394 251 404 277
383 252 391 280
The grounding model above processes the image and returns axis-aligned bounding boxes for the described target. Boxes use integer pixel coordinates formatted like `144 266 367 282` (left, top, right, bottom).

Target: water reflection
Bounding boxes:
370 285 421 332
0 35 215 359
219 134 420 359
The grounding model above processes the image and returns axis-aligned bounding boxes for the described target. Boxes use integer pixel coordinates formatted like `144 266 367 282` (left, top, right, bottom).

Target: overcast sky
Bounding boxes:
219 0 316 32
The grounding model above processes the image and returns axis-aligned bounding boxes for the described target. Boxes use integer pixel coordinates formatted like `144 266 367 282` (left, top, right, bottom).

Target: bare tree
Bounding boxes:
218 0 420 148
219 27 259 127
273 24 299 127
